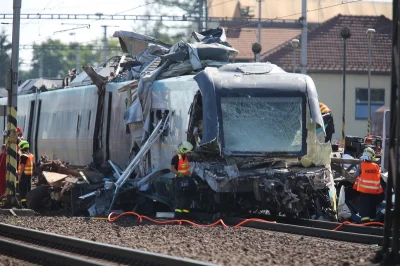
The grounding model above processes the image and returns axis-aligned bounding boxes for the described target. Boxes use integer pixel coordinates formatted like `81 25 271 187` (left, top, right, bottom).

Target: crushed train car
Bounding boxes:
0 28 336 219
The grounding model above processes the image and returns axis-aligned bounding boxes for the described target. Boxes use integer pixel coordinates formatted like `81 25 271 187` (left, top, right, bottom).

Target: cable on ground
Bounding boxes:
106 212 385 231
107 211 276 228
332 221 384 231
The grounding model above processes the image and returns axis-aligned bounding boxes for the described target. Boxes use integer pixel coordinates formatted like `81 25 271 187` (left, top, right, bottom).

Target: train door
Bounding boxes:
26 100 35 148
33 100 42 162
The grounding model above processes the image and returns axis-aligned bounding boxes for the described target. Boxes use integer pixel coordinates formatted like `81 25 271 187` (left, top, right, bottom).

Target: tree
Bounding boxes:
139 0 206 45
20 38 121 81
0 29 11 88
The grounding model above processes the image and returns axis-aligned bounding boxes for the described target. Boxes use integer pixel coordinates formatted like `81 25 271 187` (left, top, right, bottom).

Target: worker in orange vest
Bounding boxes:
353 147 384 222
17 140 34 208
319 102 335 143
170 141 194 218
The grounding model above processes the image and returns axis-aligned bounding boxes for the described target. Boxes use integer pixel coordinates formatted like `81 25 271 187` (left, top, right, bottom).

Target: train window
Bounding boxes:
76 114 81 134
88 110 91 130
151 109 170 136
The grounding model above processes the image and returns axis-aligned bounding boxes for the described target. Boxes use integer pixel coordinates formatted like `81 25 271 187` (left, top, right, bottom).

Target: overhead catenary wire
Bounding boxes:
24 1 157 46
21 0 57 29
225 0 364 32
19 45 121 51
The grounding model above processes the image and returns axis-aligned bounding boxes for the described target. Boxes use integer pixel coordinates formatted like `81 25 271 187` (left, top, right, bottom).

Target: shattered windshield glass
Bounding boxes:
220 97 303 154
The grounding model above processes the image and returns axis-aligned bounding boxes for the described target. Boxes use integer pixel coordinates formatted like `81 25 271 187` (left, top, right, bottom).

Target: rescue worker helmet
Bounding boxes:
362 147 375 161
18 140 29 150
178 141 193 154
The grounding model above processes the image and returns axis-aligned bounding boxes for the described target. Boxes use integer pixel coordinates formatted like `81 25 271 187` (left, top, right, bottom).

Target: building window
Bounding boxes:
355 88 385 120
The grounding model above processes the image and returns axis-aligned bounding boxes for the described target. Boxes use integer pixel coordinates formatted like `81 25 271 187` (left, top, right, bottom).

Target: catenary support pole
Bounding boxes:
4 0 22 207
367 37 372 135
198 0 204 32
342 39 347 143
389 0 400 258
75 44 80 72
102 25 107 65
379 1 400 263
38 51 43 78
257 0 261 62
366 28 375 137
301 0 307 74
205 0 208 31
340 27 351 145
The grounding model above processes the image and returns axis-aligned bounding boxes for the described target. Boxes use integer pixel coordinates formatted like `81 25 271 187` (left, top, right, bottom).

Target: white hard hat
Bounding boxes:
362 147 375 160
179 141 193 154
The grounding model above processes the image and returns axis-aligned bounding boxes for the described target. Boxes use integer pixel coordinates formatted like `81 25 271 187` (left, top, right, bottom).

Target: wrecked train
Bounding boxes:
0 29 336 219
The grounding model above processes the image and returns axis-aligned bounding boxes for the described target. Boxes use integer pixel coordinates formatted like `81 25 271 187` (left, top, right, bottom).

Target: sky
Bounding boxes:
0 0 182 70
0 0 394 71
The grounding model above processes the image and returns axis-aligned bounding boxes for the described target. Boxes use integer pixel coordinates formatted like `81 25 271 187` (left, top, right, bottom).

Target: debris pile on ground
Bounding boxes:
27 156 106 214
0 216 379 266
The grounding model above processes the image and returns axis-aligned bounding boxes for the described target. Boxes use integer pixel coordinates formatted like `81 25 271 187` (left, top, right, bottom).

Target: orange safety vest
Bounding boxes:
18 153 34 176
353 161 383 194
176 154 191 177
319 103 332 114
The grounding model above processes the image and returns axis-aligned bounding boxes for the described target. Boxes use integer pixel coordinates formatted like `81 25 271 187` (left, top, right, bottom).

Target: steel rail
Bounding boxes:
0 238 108 266
0 223 215 266
223 217 384 245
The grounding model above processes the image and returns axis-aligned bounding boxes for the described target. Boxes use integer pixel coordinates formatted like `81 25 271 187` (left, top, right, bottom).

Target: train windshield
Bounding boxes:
220 96 304 155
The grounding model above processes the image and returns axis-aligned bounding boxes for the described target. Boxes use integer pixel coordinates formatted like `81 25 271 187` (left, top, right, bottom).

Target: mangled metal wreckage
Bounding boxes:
81 28 336 219
12 27 335 219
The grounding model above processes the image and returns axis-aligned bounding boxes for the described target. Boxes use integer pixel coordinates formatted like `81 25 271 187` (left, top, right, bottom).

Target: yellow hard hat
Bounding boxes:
18 140 29 150
178 141 193 154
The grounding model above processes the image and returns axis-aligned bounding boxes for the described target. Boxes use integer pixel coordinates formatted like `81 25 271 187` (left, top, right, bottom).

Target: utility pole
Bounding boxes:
75 44 80 72
69 32 80 72
340 27 351 145
257 0 262 62
198 0 204 32
205 0 208 31
366 29 375 136
101 25 107 65
4 0 22 208
39 51 43 78
301 0 307 74
101 25 119 65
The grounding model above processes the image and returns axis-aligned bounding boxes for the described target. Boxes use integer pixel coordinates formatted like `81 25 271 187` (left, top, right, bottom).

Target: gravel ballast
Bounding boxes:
0 255 38 266
0 216 380 266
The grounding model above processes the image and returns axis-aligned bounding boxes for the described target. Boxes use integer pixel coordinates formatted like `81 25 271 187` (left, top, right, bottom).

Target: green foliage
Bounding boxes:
20 38 121 82
0 28 11 88
140 0 202 45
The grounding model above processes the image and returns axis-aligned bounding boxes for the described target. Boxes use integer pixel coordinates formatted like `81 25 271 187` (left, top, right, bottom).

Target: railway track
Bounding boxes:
223 216 385 246
0 223 215 266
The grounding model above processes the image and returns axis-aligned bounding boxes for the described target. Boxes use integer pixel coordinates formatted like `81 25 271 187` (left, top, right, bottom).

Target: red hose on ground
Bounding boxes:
107 212 276 228
107 212 385 231
332 221 384 231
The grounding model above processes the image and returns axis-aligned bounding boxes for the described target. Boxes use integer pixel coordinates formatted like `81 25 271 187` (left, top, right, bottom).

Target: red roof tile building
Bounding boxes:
225 23 302 61
263 15 392 74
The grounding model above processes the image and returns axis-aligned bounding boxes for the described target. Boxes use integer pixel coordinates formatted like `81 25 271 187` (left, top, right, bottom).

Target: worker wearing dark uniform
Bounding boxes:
170 141 194 218
17 141 34 208
353 147 383 222
319 102 335 143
